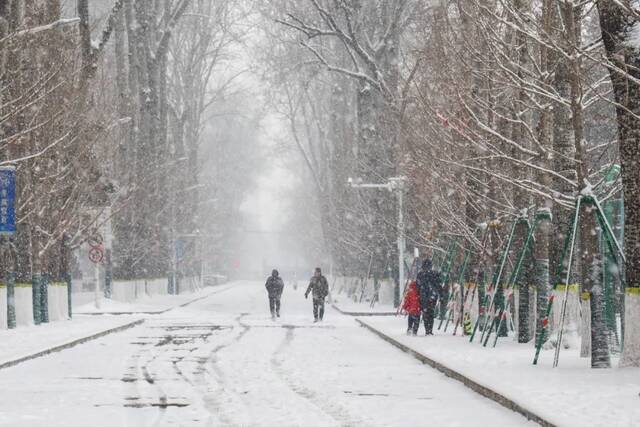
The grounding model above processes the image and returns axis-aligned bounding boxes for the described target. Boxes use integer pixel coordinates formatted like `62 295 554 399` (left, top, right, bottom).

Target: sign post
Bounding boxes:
0 166 17 328
88 233 104 309
0 166 16 235
175 239 185 295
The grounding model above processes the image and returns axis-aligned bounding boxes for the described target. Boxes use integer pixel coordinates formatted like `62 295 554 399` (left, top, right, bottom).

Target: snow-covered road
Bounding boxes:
0 281 535 426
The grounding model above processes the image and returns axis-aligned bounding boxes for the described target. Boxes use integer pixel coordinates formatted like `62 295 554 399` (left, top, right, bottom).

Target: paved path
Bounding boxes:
0 281 535 426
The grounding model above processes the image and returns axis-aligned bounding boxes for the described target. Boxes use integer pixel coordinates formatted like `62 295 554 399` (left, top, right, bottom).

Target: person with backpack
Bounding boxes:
305 267 329 322
401 280 421 335
265 269 284 320
416 258 442 335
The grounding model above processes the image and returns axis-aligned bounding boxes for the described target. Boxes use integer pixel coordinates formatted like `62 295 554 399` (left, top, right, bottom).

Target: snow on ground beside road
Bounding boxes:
361 316 640 427
0 285 232 368
75 284 234 314
0 281 534 426
0 315 142 367
331 296 396 314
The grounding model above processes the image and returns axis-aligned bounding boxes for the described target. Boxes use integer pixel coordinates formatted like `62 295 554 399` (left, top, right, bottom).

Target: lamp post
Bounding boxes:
348 176 407 307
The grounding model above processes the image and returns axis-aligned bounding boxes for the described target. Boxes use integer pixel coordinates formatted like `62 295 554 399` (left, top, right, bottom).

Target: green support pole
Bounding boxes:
6 271 16 329
40 273 49 323
602 167 624 350
478 220 518 345
493 212 552 348
595 198 627 351
488 218 535 346
532 196 620 367
456 229 491 336
444 249 470 333
533 204 579 364
470 222 516 343
470 279 489 342
32 273 41 325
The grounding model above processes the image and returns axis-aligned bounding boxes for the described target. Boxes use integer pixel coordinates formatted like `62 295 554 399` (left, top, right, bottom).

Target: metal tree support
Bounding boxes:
470 221 516 343
482 217 531 347
491 210 552 348
454 228 492 336
444 249 470 333
602 190 623 349
477 221 519 345
532 195 625 366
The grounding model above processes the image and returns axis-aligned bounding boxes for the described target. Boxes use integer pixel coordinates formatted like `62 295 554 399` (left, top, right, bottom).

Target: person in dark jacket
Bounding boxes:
305 267 329 322
416 258 442 335
265 269 284 319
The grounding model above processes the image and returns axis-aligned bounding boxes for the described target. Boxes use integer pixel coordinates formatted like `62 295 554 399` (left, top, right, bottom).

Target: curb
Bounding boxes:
331 302 397 317
356 319 555 427
0 319 145 371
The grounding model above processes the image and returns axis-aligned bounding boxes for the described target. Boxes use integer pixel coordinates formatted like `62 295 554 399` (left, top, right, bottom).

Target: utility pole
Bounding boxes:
348 176 407 307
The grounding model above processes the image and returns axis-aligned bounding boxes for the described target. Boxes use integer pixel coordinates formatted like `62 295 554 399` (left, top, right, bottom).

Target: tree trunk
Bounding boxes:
562 2 609 368
597 0 640 367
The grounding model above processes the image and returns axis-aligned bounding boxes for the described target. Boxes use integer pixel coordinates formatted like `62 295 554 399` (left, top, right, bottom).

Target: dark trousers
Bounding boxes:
407 314 420 334
269 295 281 316
423 302 437 334
313 298 325 320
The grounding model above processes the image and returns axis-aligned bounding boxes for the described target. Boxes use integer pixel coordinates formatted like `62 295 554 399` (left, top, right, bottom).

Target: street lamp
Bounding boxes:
348 176 407 308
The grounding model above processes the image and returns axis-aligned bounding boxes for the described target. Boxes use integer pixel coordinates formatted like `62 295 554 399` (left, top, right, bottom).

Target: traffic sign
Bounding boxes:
88 247 104 263
176 239 186 261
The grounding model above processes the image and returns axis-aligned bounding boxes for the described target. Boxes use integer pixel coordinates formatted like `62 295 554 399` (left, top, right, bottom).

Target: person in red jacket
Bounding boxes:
401 281 422 335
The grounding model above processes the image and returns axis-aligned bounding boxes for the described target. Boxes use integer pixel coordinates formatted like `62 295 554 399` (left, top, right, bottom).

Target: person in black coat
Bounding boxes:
265 269 284 319
416 258 442 335
305 267 329 322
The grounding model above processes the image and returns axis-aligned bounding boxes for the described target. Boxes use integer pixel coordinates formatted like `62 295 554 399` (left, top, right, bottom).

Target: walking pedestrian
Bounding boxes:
305 267 329 322
401 280 421 335
265 269 284 320
416 258 442 335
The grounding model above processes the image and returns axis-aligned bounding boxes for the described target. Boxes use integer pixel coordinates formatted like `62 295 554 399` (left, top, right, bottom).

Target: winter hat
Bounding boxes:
422 258 432 271
272 269 279 277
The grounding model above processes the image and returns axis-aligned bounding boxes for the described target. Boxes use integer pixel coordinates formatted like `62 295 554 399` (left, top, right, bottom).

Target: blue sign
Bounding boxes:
175 239 186 261
0 166 16 235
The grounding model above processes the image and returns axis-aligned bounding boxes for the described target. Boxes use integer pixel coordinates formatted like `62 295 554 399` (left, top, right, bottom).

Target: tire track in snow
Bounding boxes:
192 313 253 427
124 328 180 427
270 327 370 427
123 322 218 426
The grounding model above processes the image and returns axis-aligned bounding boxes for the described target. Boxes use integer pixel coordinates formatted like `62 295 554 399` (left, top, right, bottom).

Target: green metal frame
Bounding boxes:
444 249 471 333
532 195 625 366
481 217 530 347
490 210 553 347
470 221 517 343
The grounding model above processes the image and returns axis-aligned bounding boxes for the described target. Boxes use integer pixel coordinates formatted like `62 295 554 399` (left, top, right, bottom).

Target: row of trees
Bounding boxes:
0 1 256 317
259 1 640 367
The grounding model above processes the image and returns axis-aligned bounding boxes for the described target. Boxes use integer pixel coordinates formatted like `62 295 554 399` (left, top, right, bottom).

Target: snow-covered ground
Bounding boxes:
361 316 640 427
331 296 395 314
0 315 142 367
0 281 533 426
74 284 235 314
